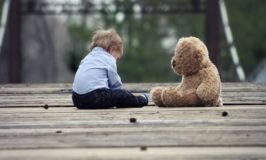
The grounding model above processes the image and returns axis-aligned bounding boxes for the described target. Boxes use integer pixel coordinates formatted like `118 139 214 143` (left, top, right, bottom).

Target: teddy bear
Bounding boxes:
150 36 223 107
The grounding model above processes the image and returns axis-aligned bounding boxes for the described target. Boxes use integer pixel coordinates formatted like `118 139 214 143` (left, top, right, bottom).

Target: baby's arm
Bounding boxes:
107 69 123 89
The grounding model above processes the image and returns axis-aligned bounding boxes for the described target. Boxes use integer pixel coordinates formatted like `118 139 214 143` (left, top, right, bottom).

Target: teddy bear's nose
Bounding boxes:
172 60 176 67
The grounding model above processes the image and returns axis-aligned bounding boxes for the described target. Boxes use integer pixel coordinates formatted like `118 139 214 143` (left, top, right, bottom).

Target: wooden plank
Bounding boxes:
0 125 265 149
1 126 266 136
0 105 265 113
1 99 266 107
0 106 265 149
0 83 266 94
1 92 266 107
0 83 265 107
1 106 266 122
0 105 265 148
1 118 266 130
1 92 265 99
0 83 265 159
0 147 265 160
1 91 266 99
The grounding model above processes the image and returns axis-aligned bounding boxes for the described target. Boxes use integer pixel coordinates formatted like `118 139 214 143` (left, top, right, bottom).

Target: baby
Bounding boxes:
72 28 148 109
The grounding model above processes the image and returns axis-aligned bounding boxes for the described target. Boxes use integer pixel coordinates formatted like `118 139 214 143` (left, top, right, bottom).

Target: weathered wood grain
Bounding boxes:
0 106 265 149
0 106 266 122
0 83 265 107
1 116 266 129
1 83 266 94
0 147 265 160
0 125 265 149
0 83 265 159
1 92 266 107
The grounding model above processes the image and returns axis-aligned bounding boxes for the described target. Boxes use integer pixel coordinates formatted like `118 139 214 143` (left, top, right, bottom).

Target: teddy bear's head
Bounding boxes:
171 37 209 76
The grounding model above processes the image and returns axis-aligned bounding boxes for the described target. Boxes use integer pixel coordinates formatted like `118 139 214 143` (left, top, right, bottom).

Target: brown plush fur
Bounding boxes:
150 37 223 107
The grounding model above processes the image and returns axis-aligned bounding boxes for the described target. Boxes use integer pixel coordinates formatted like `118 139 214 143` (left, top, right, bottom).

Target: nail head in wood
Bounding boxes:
222 111 228 117
129 117 137 123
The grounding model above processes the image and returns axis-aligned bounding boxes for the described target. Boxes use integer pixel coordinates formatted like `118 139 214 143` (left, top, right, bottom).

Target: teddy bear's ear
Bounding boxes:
183 40 210 75
196 42 209 68
196 47 205 62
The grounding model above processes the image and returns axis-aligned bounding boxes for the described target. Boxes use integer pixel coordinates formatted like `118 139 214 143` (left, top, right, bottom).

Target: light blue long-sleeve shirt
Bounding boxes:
72 47 122 94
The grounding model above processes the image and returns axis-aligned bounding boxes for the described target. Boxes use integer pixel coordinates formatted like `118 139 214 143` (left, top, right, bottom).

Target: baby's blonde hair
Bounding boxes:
90 28 123 52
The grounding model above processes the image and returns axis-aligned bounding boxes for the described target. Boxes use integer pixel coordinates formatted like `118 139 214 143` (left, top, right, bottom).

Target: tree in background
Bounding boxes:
66 0 266 82
66 0 205 82
224 0 266 77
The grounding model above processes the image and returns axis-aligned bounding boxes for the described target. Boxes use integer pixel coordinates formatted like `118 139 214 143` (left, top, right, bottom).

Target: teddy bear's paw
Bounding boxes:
205 98 223 107
216 98 223 107
150 87 165 107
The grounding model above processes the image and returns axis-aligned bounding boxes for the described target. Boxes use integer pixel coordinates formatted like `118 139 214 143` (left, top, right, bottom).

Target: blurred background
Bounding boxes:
0 0 266 84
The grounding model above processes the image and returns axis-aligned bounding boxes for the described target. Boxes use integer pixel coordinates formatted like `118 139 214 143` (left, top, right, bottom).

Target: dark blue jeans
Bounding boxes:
72 88 148 109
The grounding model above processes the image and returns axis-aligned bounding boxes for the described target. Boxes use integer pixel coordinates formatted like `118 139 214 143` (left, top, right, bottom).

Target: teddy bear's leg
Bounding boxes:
150 87 165 107
196 81 222 107
162 88 201 107
216 97 223 107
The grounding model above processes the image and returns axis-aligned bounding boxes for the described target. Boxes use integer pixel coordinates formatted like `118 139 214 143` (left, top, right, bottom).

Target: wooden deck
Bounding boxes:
0 83 266 159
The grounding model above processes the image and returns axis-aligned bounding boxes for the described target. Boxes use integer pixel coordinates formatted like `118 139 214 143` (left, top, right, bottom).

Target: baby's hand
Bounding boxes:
141 94 149 105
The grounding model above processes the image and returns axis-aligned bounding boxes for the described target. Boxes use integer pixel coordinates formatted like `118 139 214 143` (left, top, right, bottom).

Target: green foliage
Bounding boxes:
0 1 2 20
66 0 266 82
225 0 266 77
66 23 94 72
66 0 205 82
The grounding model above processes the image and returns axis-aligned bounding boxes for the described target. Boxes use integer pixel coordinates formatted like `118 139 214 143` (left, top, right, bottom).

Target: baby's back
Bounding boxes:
72 48 116 94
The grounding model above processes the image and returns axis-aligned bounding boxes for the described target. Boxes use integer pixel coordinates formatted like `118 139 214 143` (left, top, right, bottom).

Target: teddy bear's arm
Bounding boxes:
196 74 220 106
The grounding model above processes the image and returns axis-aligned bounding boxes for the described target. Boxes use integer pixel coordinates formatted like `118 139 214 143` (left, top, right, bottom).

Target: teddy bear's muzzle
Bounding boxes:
172 59 176 68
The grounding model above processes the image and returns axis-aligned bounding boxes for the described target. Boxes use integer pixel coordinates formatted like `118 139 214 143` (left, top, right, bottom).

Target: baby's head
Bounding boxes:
90 28 123 59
